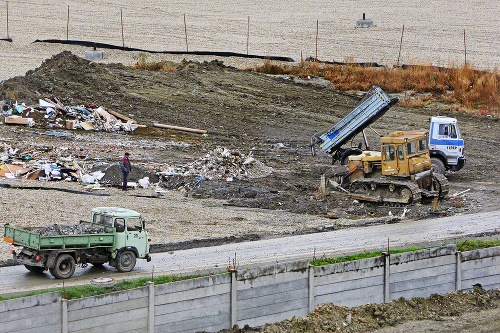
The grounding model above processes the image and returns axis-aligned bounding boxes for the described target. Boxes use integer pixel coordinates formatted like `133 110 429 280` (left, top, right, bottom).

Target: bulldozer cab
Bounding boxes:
380 132 431 177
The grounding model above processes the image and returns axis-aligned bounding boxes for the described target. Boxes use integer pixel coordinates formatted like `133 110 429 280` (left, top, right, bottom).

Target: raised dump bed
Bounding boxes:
311 86 398 156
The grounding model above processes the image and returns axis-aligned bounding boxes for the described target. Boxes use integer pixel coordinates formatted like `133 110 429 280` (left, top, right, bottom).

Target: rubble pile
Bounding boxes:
0 141 162 190
1 98 140 132
159 147 273 181
30 224 105 236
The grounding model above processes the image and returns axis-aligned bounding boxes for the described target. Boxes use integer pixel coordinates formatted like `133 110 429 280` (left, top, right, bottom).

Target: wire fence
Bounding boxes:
1 0 499 70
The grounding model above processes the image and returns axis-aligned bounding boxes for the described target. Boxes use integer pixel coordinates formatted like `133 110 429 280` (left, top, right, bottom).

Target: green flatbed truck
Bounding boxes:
3 207 151 279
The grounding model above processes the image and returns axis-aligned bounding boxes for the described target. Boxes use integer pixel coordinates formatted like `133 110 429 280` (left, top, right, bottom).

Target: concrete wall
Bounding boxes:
389 246 457 300
237 260 310 327
314 256 386 307
0 291 62 333
154 274 232 333
1 245 499 332
461 246 500 291
67 286 149 333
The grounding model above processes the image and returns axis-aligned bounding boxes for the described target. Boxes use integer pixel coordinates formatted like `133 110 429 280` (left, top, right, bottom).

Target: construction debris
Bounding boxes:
1 98 143 132
158 147 273 181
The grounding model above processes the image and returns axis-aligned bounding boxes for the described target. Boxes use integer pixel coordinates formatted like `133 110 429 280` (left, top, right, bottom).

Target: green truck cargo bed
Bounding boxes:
4 225 115 250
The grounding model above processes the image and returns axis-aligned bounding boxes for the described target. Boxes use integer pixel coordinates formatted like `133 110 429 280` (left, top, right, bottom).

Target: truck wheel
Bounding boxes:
431 157 446 174
116 250 136 272
49 254 76 279
24 264 45 274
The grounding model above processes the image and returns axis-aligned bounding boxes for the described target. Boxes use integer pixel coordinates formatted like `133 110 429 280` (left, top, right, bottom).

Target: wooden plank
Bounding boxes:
105 108 137 123
153 122 207 134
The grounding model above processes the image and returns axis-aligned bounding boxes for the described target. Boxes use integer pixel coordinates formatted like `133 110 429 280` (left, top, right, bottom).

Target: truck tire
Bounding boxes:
431 157 446 174
49 254 76 279
24 264 45 274
116 250 136 272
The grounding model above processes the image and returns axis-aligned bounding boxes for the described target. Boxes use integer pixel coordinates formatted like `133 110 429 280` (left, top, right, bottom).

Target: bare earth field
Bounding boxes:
1 0 499 81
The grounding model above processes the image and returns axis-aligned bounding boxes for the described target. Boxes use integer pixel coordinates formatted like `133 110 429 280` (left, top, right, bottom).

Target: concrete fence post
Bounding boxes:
61 298 68 333
383 253 390 302
455 251 462 291
230 271 238 328
308 264 315 312
147 281 155 333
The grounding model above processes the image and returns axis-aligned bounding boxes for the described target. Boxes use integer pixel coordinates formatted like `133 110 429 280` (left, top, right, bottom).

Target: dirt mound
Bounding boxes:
90 163 160 187
220 286 500 333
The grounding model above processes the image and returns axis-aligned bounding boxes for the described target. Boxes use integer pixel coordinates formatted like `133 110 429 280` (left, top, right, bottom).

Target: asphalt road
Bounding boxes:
1 210 499 296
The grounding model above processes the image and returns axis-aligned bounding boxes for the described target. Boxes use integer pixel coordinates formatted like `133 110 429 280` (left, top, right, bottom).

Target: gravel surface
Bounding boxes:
1 0 499 81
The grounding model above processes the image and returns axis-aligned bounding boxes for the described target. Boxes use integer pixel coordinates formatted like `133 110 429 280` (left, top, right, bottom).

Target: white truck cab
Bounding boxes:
428 116 466 173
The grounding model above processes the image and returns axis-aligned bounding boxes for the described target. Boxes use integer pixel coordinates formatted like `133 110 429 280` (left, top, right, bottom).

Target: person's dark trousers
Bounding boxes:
122 171 129 190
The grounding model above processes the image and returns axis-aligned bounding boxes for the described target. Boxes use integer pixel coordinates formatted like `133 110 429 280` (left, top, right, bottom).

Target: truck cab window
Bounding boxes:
449 125 457 138
383 145 395 161
114 218 125 232
95 215 112 226
398 145 404 161
406 141 416 156
417 139 428 152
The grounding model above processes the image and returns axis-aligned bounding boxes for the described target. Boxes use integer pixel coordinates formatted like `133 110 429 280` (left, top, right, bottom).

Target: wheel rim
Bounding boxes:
121 253 133 268
59 258 72 275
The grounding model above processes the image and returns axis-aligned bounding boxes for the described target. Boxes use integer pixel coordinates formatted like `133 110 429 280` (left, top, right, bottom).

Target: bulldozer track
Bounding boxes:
349 178 422 204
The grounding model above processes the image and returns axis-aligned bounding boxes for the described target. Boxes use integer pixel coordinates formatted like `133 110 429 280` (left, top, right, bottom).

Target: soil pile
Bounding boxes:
221 286 500 332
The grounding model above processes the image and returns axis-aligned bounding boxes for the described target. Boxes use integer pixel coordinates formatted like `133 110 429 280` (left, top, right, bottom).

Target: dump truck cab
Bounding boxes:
91 207 150 261
428 116 466 173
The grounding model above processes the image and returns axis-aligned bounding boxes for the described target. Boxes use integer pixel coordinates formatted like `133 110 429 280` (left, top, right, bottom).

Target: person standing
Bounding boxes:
120 152 131 191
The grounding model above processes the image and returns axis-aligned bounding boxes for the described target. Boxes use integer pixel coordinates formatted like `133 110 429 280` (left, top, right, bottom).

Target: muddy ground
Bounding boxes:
1 52 500 331
2 52 499 218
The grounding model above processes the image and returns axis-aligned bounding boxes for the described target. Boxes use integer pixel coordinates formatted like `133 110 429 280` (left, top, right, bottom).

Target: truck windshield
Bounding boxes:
439 124 458 138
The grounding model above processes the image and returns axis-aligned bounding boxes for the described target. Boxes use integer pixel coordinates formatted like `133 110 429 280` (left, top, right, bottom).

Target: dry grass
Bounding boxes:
131 53 178 72
252 60 500 117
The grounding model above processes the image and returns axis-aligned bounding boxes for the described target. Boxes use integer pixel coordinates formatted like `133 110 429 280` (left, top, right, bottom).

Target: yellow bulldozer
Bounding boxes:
344 131 448 203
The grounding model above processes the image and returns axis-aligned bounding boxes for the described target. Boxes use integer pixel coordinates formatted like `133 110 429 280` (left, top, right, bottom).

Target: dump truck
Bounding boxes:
311 86 451 203
311 87 466 174
3 207 151 279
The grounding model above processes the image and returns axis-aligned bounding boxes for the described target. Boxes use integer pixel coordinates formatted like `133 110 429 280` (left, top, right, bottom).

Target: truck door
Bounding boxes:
381 144 398 175
124 217 148 258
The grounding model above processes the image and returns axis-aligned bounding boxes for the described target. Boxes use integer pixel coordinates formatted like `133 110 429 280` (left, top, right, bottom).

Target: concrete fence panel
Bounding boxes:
314 257 386 307
461 247 500 291
67 287 149 333
389 246 457 300
0 291 62 333
154 274 232 333
236 260 309 327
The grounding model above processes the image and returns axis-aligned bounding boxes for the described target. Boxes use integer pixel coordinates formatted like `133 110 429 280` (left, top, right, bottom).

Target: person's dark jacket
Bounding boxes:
120 157 131 173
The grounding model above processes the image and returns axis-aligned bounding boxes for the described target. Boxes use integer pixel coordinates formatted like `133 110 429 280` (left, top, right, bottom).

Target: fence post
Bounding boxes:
383 253 390 302
230 270 238 328
147 281 155 333
61 298 68 333
308 264 315 312
455 251 462 291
